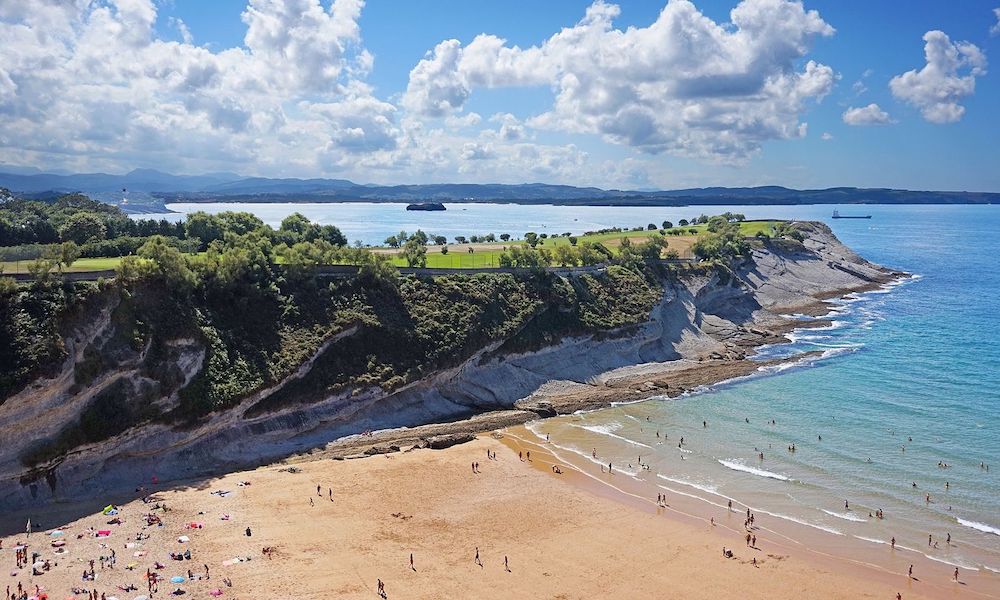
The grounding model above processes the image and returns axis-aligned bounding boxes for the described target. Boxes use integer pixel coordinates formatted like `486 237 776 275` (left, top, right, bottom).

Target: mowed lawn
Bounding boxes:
2 221 783 273
1 256 123 274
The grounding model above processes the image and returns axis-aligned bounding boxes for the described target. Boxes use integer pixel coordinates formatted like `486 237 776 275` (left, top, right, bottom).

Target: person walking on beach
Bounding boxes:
908 564 913 579
891 537 896 549
410 553 415 571
377 578 385 597
504 556 510 572
954 567 960 581
475 547 482 567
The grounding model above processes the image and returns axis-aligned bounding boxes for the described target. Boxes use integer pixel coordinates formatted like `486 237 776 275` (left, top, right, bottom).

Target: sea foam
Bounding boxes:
717 459 791 481
958 518 1000 536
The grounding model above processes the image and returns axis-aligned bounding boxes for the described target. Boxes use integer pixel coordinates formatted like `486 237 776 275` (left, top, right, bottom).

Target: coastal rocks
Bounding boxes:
424 433 475 450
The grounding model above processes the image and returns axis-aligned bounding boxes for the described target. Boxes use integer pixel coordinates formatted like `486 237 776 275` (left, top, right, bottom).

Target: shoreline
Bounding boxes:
497 431 997 599
276 275 905 463
0 436 957 600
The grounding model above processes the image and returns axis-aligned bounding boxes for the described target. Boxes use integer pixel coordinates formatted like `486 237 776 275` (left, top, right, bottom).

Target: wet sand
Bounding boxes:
0 436 971 600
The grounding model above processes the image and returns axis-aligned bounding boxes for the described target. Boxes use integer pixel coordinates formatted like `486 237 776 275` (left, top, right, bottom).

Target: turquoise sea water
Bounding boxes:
154 202 999 574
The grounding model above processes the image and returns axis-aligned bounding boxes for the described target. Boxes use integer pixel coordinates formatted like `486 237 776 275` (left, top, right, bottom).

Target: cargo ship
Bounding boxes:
832 209 871 219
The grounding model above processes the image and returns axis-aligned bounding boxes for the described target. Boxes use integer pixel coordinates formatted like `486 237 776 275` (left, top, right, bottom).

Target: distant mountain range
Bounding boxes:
1 168 997 212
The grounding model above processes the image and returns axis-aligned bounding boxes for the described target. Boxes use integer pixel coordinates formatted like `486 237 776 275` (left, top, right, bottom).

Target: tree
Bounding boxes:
678 219 689 227
138 235 196 288
568 236 578 246
484 233 496 242
577 242 611 266
356 251 399 288
498 246 551 269
524 232 539 247
499 233 511 242
454 236 467 244
59 212 106 244
316 224 347 246
773 222 804 241
554 245 578 267
469 235 481 243
440 245 449 255
410 230 429 245
433 235 447 246
217 211 264 236
647 223 657 230
692 220 750 262
707 215 728 233
59 241 81 272
186 212 225 247
637 237 667 260
384 235 400 248
401 237 427 267
662 220 673 230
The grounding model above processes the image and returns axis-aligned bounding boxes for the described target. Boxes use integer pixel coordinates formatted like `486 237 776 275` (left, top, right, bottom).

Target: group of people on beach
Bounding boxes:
1 482 251 600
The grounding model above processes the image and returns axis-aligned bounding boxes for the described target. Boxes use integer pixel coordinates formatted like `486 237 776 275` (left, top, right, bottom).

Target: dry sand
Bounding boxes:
3 436 980 600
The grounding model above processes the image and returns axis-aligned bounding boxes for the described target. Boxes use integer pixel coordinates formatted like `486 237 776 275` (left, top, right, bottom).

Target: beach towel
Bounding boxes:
176 535 189 543
97 530 112 537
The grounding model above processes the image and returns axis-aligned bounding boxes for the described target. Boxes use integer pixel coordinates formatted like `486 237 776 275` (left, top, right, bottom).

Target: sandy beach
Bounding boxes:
4 435 984 600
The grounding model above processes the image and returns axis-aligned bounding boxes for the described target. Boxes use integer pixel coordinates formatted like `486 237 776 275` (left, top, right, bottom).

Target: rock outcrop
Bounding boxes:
0 222 901 509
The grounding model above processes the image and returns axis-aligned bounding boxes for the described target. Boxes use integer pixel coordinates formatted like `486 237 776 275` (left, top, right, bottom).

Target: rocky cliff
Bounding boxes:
0 222 899 509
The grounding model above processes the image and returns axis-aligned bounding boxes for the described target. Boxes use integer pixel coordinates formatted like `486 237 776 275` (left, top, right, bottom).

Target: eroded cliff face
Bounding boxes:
0 223 898 509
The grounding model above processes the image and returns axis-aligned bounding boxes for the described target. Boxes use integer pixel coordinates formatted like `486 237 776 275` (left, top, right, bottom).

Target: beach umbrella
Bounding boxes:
170 576 185 584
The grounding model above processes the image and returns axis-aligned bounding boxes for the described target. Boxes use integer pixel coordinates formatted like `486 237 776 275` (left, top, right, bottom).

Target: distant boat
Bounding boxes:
832 209 871 219
406 202 446 211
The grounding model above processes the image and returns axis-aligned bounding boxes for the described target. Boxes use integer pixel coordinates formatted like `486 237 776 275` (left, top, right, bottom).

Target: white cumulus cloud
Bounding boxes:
889 30 987 124
991 8 1000 36
0 0 390 175
402 0 836 163
842 103 894 126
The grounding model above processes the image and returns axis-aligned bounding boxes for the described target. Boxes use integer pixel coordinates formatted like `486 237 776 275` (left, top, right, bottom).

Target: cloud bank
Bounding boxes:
0 0 840 185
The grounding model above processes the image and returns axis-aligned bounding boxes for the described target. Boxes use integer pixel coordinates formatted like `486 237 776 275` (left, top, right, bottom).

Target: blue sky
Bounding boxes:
2 1 999 190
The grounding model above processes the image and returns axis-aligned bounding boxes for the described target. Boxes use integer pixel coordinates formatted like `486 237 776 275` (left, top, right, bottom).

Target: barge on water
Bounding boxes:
832 209 871 219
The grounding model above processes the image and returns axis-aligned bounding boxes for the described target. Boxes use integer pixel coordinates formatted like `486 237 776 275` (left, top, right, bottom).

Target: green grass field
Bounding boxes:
2 221 783 274
2 256 123 274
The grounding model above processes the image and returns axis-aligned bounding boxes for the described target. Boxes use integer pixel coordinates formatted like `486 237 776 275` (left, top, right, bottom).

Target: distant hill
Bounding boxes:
0 168 996 211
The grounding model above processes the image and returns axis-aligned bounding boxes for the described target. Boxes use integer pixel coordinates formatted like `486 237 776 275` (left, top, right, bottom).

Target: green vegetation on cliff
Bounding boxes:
2 215 677 466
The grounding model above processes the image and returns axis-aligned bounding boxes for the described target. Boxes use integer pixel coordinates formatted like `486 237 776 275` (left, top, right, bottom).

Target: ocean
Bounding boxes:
153 201 1000 574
